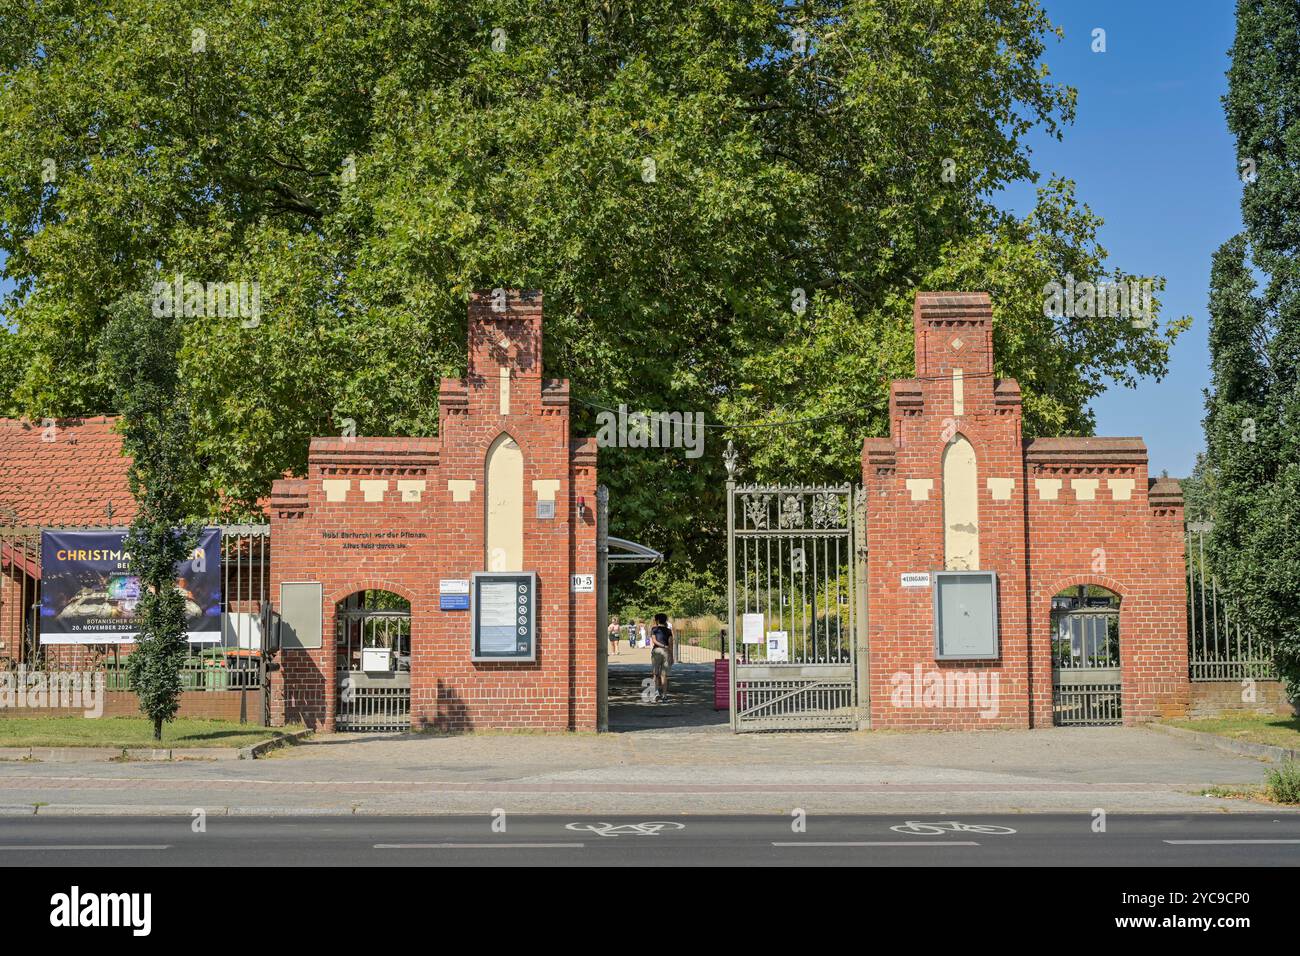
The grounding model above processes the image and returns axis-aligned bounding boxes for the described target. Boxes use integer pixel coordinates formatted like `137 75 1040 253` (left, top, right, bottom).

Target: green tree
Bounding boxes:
0 326 23 418
1203 0 1300 694
102 291 201 741
1 0 1180 581
1178 453 1212 523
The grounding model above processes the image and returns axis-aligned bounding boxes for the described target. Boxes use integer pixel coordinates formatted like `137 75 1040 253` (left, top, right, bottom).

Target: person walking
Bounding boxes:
650 612 674 702
638 621 648 648
627 619 637 650
608 619 620 656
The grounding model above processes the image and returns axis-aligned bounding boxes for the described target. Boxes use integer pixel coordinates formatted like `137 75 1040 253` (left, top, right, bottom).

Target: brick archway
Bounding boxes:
268 289 599 734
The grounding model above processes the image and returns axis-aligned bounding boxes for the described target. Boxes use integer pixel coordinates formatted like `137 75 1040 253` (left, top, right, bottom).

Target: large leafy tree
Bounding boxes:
0 1 1181 587
1203 0 1300 693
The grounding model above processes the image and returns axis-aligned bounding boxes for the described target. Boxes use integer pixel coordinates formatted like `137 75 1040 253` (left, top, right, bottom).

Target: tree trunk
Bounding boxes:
154 716 163 741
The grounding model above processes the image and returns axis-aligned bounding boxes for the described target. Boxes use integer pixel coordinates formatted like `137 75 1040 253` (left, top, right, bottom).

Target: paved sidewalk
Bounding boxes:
0 697 1285 815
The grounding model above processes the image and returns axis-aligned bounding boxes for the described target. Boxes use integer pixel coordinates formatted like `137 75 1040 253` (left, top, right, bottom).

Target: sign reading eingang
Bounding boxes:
39 528 222 644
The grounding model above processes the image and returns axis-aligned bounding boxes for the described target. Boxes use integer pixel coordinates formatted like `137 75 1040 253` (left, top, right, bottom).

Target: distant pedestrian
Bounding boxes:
638 621 648 648
650 612 674 702
627 620 637 649
608 619 620 656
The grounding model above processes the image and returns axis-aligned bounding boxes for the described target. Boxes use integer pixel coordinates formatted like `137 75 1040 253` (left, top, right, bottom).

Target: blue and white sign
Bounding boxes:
439 578 470 611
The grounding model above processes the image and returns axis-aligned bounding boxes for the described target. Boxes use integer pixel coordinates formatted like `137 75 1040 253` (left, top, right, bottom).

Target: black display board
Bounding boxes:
471 571 537 661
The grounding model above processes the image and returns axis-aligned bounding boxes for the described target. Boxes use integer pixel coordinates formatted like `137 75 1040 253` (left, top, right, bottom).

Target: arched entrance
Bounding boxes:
1050 584 1121 725
335 589 411 732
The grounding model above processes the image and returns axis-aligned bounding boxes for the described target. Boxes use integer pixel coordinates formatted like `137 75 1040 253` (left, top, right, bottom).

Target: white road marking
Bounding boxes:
374 843 585 849
1163 839 1300 845
773 841 980 847
0 845 170 851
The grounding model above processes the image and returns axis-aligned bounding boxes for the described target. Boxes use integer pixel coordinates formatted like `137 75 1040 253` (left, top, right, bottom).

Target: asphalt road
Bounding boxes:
0 813 1297 866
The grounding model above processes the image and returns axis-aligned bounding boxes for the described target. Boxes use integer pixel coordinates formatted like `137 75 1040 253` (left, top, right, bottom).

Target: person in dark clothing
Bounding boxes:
650 612 674 702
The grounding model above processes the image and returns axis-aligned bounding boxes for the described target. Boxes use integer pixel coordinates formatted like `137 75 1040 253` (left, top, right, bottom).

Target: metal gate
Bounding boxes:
335 606 411 732
1051 587 1122 725
726 462 860 731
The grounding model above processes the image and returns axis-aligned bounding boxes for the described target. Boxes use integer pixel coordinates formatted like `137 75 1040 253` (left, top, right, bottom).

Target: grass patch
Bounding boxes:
1164 714 1300 750
1265 762 1300 804
0 716 300 749
1199 785 1264 800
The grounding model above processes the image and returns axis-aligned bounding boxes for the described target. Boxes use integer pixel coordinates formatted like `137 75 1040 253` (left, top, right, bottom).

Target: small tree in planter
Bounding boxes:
103 291 201 741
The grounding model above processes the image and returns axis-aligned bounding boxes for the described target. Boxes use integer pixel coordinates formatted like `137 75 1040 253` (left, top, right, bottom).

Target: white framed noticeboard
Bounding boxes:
471 571 537 662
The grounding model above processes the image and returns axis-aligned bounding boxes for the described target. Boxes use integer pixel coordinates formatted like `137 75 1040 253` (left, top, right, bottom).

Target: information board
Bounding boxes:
471 571 536 661
933 570 999 660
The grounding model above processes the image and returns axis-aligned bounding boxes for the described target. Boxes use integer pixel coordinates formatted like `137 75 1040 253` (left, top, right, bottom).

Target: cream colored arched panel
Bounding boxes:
485 433 524 571
942 435 980 571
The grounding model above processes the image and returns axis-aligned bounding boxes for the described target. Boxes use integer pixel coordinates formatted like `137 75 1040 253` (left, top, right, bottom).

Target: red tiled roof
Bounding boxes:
0 417 136 526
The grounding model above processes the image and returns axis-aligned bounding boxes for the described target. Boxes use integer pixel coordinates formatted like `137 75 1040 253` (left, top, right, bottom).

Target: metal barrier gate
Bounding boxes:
1051 587 1122 726
335 606 411 732
726 460 859 731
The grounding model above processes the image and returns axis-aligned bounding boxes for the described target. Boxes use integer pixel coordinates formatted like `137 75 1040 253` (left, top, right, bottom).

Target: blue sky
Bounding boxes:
0 2 1239 478
997 0 1242 477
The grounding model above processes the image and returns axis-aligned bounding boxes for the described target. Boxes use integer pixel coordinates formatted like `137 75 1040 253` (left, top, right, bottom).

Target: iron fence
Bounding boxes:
668 624 724 664
100 652 264 692
0 524 272 684
1052 678 1123 726
336 674 411 732
1186 521 1277 681
0 527 40 665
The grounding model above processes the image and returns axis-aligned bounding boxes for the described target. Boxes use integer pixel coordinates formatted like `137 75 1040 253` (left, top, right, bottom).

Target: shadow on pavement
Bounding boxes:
608 662 729 733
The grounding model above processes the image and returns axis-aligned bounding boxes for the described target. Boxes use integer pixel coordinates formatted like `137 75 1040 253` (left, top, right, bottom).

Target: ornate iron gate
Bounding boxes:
336 607 411 732
1051 588 1122 726
726 463 860 731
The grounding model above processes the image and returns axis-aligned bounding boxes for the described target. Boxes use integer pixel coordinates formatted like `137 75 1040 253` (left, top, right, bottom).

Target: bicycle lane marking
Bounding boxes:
891 820 1018 836
776 819 1013 847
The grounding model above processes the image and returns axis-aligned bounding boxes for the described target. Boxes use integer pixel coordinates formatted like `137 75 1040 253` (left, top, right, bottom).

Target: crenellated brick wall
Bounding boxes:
863 292 1190 729
268 291 597 732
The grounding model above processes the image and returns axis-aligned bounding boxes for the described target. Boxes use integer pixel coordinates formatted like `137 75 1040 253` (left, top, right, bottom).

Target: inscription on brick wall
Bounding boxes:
321 530 429 551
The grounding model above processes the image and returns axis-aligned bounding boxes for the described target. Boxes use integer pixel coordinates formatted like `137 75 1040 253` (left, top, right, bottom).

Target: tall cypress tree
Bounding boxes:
1204 0 1300 694
102 291 201 741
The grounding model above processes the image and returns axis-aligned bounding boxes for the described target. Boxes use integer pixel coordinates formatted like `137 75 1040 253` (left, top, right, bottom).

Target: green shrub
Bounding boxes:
1265 761 1300 804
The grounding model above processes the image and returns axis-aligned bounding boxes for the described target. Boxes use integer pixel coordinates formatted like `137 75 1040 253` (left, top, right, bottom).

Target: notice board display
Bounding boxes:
40 528 222 645
932 570 999 660
278 581 323 650
471 572 536 662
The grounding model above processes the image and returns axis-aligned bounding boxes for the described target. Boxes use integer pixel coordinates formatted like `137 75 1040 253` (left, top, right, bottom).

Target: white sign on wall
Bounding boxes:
766 631 789 662
742 612 765 644
571 573 595 593
440 578 470 610
901 572 932 588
